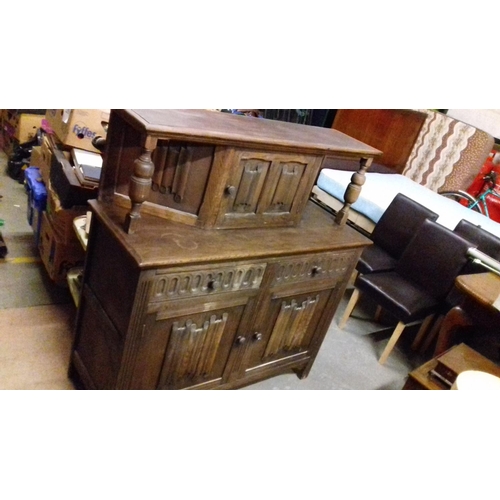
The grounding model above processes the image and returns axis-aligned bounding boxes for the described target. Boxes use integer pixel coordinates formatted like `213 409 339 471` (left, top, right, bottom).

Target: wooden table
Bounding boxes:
404 343 500 390
433 272 500 357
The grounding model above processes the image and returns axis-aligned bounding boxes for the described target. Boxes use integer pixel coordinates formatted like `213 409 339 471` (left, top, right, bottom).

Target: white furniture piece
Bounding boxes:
312 170 500 238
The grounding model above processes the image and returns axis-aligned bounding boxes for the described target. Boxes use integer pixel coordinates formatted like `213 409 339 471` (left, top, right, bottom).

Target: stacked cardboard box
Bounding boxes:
27 110 109 284
38 211 85 284
1 110 45 155
44 109 109 154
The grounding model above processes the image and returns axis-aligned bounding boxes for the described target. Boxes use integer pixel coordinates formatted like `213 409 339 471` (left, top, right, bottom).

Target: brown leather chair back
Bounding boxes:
371 193 438 259
396 219 475 300
453 219 500 274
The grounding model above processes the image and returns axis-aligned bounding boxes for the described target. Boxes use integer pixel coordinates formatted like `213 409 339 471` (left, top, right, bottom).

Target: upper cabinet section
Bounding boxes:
99 110 381 232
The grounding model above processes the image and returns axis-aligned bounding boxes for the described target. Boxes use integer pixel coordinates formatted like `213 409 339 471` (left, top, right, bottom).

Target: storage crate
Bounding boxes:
24 167 47 246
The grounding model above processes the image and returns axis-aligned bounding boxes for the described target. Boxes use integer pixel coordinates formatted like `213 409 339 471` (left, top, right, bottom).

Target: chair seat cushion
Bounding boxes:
357 245 398 274
356 272 439 322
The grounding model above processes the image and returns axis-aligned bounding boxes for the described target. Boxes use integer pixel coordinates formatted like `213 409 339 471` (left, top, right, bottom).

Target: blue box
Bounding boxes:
24 167 47 245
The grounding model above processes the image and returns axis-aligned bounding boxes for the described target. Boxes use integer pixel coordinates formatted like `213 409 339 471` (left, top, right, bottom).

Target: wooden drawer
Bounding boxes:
270 251 357 290
149 262 267 304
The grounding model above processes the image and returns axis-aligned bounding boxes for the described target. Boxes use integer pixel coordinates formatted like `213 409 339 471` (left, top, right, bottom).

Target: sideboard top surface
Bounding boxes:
117 109 382 157
89 199 371 269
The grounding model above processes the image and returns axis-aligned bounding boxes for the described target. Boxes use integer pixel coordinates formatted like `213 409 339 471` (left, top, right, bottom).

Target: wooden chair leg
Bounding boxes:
348 269 358 288
410 314 435 351
374 305 383 322
378 321 406 365
338 288 360 329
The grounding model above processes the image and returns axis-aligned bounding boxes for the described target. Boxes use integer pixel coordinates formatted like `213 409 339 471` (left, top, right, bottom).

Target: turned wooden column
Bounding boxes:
335 157 372 226
124 136 158 234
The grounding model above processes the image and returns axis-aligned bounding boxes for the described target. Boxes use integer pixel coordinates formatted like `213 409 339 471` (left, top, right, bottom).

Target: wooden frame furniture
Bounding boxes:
100 110 381 232
332 109 428 174
433 272 500 357
404 343 500 390
69 110 381 390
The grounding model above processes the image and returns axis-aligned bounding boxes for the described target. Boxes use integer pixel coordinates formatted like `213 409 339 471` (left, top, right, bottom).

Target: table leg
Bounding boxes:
433 305 472 357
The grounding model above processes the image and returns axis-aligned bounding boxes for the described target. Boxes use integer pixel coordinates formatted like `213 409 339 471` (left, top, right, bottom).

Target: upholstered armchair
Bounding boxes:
402 110 494 193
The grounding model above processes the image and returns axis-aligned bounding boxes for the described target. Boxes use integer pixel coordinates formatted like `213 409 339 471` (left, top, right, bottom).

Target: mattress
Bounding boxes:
315 169 500 238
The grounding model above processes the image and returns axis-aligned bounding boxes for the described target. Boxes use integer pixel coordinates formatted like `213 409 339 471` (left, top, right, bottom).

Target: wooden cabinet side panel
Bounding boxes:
86 219 139 337
73 285 124 389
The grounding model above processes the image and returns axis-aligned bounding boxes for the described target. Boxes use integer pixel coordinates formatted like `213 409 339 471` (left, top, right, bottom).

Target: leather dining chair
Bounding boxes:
426 219 500 356
339 219 475 364
452 219 500 274
356 193 439 275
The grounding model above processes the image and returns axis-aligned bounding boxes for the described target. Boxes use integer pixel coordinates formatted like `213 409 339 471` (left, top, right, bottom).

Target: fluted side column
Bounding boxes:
335 157 372 226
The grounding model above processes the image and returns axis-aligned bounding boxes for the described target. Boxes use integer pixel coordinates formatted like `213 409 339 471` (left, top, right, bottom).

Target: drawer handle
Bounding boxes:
311 266 322 277
253 332 263 342
224 185 236 197
235 336 246 345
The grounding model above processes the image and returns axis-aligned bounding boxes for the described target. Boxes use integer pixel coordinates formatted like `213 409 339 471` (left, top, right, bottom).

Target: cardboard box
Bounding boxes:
45 109 110 153
34 134 56 185
39 211 85 284
29 146 50 185
14 114 43 143
46 180 88 245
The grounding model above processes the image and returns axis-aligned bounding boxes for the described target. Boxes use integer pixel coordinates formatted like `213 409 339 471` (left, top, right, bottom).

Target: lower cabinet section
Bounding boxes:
72 265 347 390
69 201 368 390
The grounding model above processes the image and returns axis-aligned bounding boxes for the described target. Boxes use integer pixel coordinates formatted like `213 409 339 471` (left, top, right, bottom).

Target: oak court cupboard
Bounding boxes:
69 109 381 390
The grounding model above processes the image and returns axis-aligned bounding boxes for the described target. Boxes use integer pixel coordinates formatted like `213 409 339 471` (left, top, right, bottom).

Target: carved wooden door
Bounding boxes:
225 288 334 382
216 150 321 228
151 305 246 390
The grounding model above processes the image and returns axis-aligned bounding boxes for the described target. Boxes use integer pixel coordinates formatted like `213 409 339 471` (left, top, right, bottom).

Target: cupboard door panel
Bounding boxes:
245 289 333 371
232 159 271 213
263 295 320 357
216 150 321 228
155 306 245 390
258 161 306 214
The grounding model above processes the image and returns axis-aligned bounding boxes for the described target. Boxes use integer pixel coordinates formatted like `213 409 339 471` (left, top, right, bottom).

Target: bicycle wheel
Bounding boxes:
439 190 485 214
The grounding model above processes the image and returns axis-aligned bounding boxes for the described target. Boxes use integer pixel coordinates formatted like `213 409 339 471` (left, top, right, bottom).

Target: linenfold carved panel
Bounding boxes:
148 140 215 214
264 295 320 357
264 161 306 213
163 313 228 382
226 155 308 216
232 159 270 213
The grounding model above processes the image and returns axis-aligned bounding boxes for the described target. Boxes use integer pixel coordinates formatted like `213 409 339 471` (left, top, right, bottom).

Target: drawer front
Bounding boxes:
270 250 356 289
149 263 267 303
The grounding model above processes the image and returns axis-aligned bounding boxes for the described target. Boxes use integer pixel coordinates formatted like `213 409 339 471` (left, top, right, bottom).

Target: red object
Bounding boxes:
466 152 500 223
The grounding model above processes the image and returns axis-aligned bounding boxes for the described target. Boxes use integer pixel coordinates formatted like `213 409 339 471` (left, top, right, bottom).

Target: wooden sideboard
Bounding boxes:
69 110 381 390
70 200 371 390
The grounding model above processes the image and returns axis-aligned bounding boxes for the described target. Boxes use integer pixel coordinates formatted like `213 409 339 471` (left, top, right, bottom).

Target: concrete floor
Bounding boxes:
0 150 427 389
